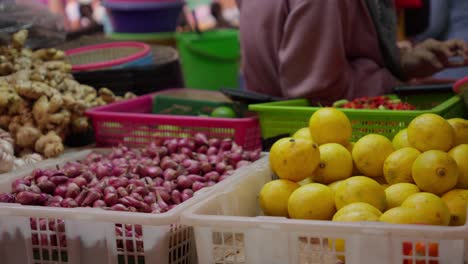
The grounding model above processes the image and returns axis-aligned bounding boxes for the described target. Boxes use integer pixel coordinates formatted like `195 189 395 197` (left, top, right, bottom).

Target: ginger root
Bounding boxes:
16 125 42 149
15 80 51 100
98 88 116 104
35 131 64 158
33 48 65 61
12 30 28 50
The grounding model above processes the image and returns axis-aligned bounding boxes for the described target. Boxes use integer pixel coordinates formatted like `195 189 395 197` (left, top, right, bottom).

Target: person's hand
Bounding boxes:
400 39 468 79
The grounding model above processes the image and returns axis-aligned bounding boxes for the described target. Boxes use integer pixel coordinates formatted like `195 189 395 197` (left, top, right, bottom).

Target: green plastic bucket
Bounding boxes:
176 29 241 90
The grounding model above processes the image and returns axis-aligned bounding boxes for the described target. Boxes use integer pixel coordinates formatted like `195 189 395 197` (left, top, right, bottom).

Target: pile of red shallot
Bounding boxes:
0 133 260 214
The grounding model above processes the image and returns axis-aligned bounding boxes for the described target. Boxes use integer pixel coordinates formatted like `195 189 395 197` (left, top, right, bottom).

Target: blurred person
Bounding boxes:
410 0 468 79
211 2 236 29
65 0 81 31
236 0 468 105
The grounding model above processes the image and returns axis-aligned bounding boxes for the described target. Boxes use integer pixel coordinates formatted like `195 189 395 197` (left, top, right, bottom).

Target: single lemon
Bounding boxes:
383 147 421 184
392 129 412 150
313 143 353 184
448 144 468 189
335 176 387 212
333 202 382 220
352 134 394 178
259 180 300 217
380 207 433 225
292 127 314 142
401 192 451 226
329 208 380 258
288 183 336 220
328 180 343 194
407 113 455 152
269 137 320 182
441 189 468 226
412 150 459 195
309 108 352 145
385 183 420 209
447 118 468 146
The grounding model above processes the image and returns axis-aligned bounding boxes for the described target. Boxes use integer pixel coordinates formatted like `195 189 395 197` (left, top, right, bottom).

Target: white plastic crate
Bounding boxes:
181 156 468 264
0 149 258 264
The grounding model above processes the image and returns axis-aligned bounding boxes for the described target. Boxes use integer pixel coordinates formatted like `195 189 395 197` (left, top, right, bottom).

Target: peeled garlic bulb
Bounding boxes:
0 151 14 173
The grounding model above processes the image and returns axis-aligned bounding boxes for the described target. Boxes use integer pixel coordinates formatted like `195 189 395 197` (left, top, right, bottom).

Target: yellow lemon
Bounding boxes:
407 113 455 152
335 176 387 212
383 147 421 184
352 134 394 178
380 207 433 225
259 180 300 217
447 118 468 146
309 108 352 145
448 144 468 189
392 129 412 150
328 203 382 261
288 183 335 220
269 137 320 182
385 183 420 209
401 192 450 226
292 127 314 142
412 150 459 195
333 202 382 220
313 143 353 184
441 189 468 226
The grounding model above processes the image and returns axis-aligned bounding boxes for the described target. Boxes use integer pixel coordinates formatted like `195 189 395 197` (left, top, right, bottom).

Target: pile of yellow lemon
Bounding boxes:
260 108 468 228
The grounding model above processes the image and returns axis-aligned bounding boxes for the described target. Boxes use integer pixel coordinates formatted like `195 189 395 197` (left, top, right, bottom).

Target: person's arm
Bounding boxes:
278 0 397 104
412 0 450 42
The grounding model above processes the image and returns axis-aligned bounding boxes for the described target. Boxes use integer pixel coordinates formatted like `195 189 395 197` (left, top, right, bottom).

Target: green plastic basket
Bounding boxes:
249 93 466 142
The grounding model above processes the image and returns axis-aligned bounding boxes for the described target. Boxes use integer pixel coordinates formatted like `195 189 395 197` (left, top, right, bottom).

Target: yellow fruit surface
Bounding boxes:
380 207 433 225
385 183 420 209
313 143 353 184
288 183 336 220
412 150 459 195
309 108 352 145
352 134 394 178
383 147 421 184
269 137 320 182
407 113 455 152
401 192 451 226
328 180 343 194
333 202 382 220
447 118 468 146
259 180 300 217
448 144 468 189
392 129 412 150
292 127 314 142
441 189 468 226
335 176 387 212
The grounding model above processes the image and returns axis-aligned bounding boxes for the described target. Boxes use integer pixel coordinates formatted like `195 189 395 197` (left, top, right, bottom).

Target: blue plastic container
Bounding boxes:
103 1 185 33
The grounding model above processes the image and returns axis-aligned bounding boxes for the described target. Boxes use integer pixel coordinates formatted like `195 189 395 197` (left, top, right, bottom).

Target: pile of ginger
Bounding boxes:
0 30 135 159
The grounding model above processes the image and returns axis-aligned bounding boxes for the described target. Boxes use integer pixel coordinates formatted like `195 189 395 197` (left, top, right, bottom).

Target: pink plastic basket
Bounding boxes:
85 90 262 150
65 42 151 72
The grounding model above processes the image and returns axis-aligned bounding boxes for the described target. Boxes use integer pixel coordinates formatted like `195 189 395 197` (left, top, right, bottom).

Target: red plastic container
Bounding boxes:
85 90 262 150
